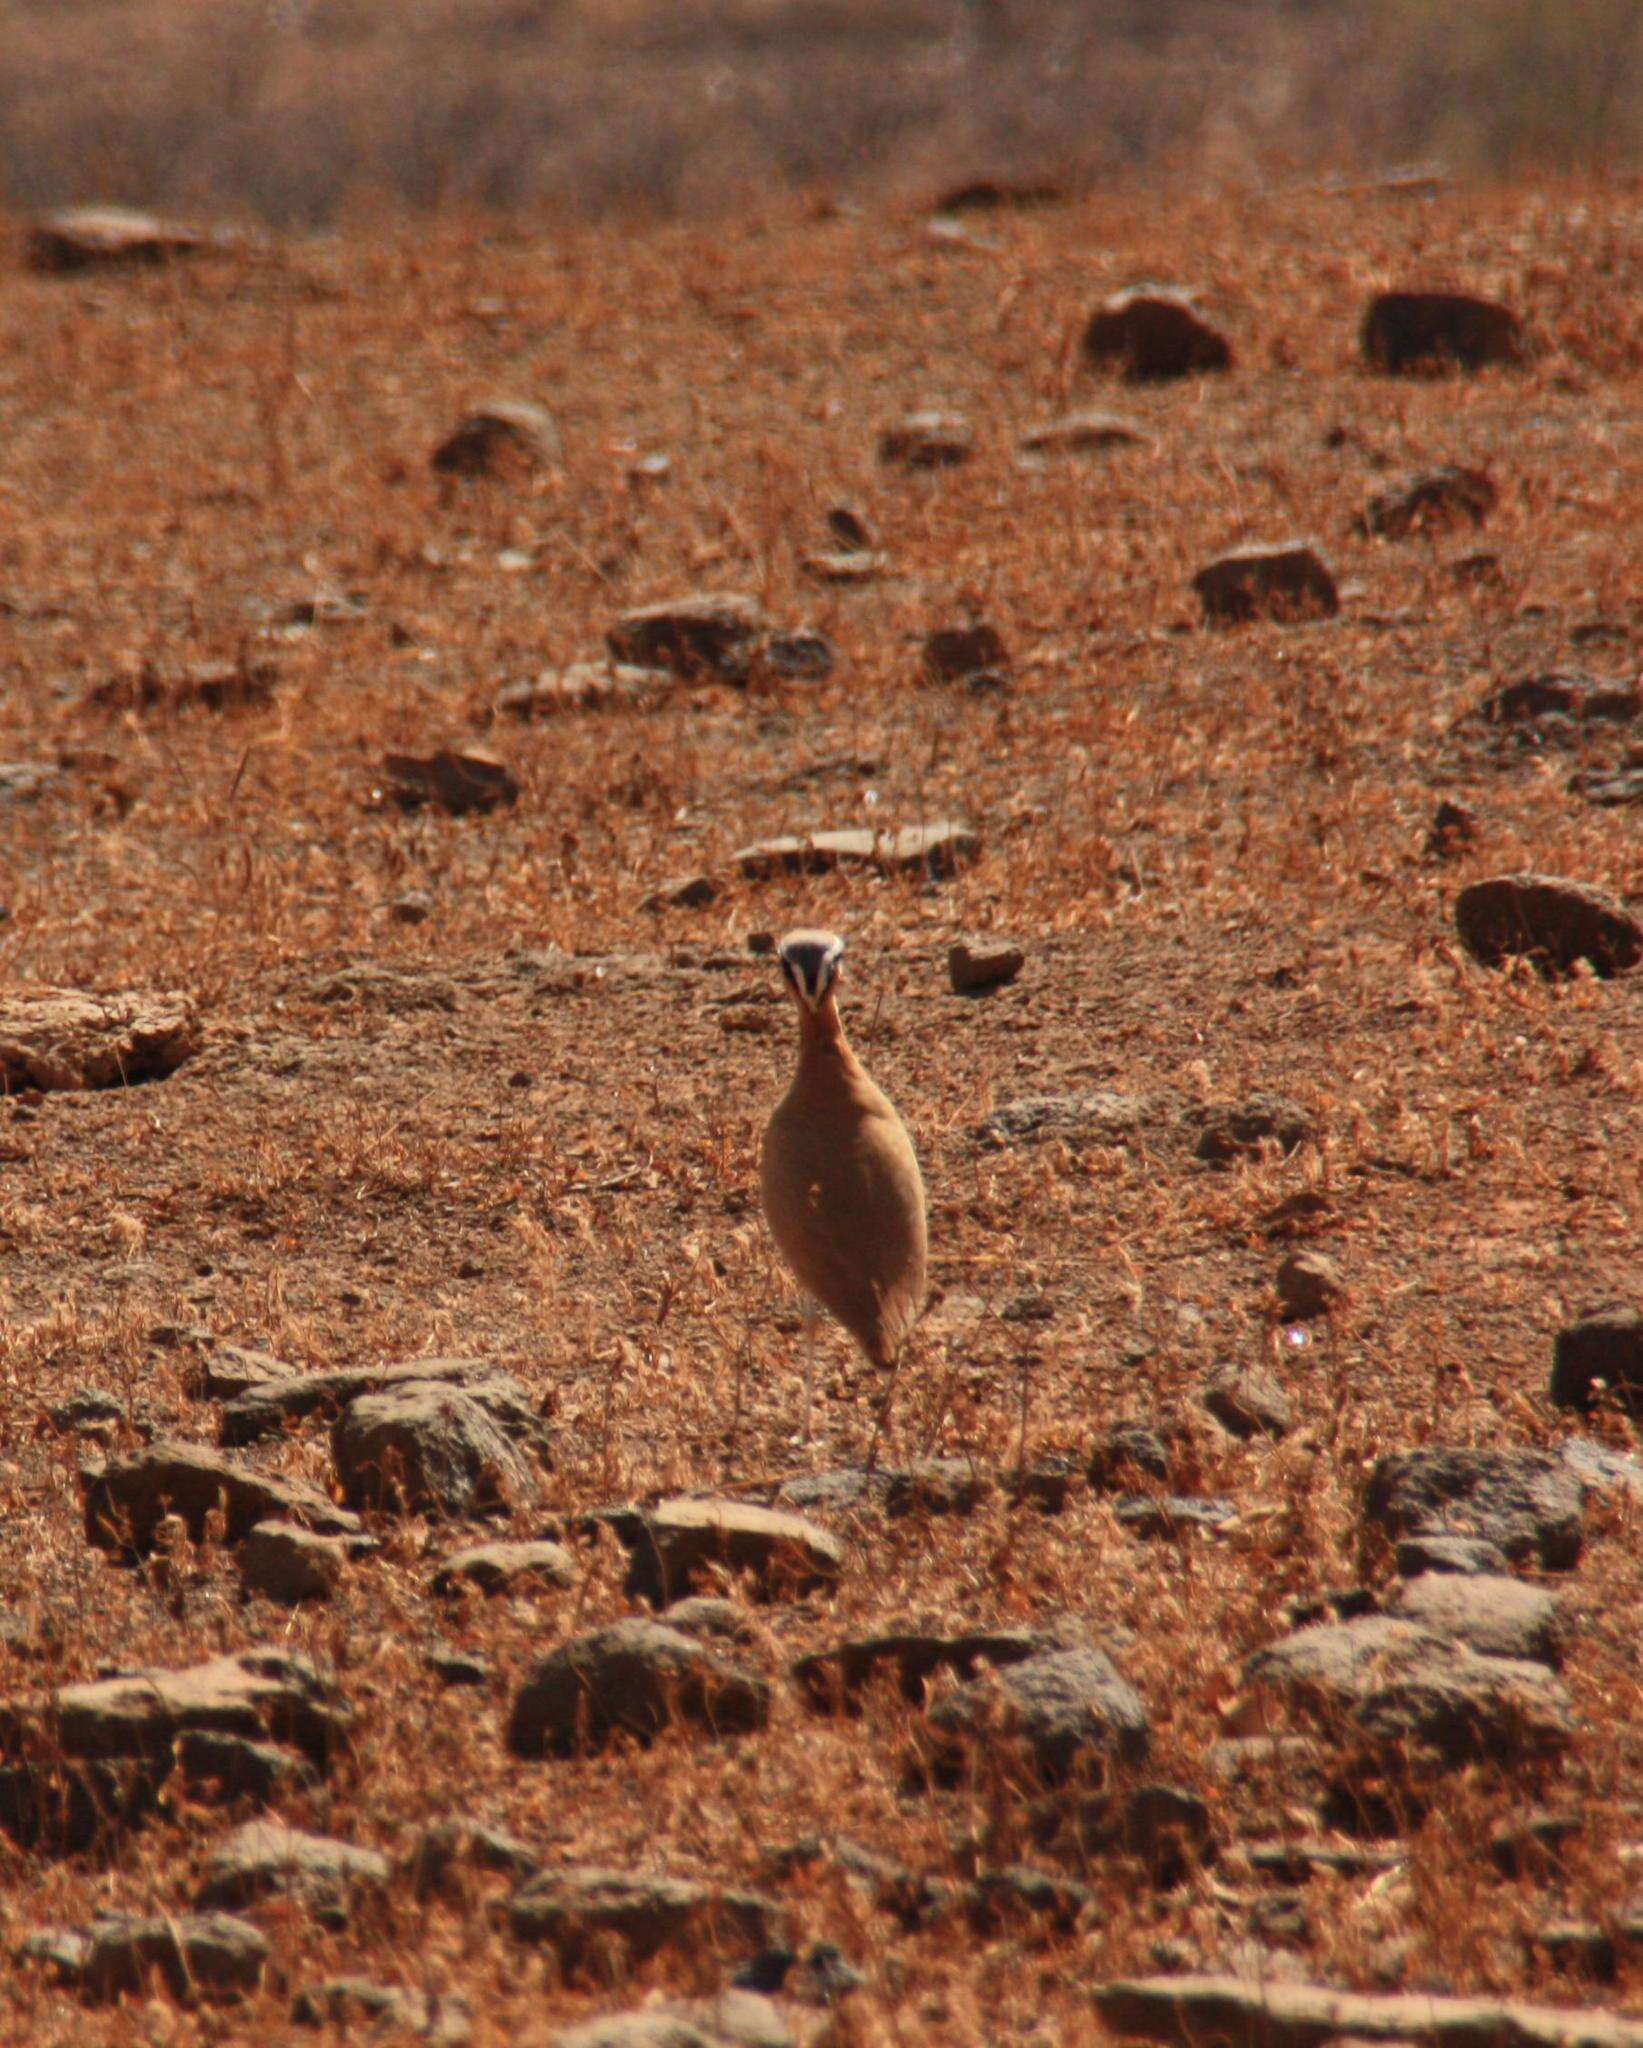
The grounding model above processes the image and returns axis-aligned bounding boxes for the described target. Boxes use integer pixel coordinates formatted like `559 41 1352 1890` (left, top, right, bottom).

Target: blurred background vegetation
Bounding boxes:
1 0 1640 221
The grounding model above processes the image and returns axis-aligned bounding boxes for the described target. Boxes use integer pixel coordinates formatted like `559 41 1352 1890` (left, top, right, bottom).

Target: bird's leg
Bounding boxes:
801 1295 819 1449
863 1353 903 1476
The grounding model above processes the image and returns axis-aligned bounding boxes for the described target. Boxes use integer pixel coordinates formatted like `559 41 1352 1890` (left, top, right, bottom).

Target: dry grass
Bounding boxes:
0 172 1640 2042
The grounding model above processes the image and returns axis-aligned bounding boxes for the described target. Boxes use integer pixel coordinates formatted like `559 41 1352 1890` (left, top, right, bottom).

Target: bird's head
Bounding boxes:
776 928 845 1014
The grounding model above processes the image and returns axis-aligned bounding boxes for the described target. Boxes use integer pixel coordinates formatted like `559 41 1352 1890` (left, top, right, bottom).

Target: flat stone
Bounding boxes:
922 622 1007 683
239 1520 349 1603
1394 1535 1511 1577
1475 673 1640 729
793 1622 1069 1707
1365 1446 1585 1568
1389 1573 1565 1666
1195 543 1339 625
877 411 972 469
1019 409 1148 455
175 1729 317 1805
331 1382 542 1516
963 1864 1092 1935
507 1864 781 1967
1096 1974 1643 2048
196 1820 390 1925
732 818 978 879
801 549 886 583
1088 1425 1173 1489
766 630 834 680
1360 466 1496 538
1362 290 1527 374
1456 874 1642 978
221 1356 526 1444
925 1644 1149 1782
948 937 1024 993
976 1091 1147 1147
431 1539 576 1596
1114 1496 1236 1538
550 1991 796 2048
1202 1367 1293 1440
64 1912 267 2003
640 872 722 912
0 990 199 1092
190 1343 296 1401
508 1619 770 1756
431 399 560 478
27 205 213 272
612 1497 843 1604
1082 288 1232 380
1551 1306 1643 1413
1188 1093 1312 1163
407 1818 539 1898
606 593 767 681
382 748 518 816
496 664 662 717
292 1978 474 2044
82 1441 362 1556
664 1597 761 1644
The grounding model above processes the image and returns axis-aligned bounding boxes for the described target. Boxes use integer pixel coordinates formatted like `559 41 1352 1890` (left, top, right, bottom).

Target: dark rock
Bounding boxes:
1476 673 1640 729
1364 1446 1585 1568
964 1865 1092 1936
1539 1923 1617 1982
934 175 1064 212
27 205 213 273
432 1540 576 1597
793 1623 1069 1709
922 622 1007 684
1088 1425 1173 1490
196 1820 389 1925
608 1497 842 1604
1202 1367 1293 1440
607 593 767 681
883 1459 993 1517
82 1441 361 1556
1188 1093 1312 1163
1389 1573 1566 1666
1572 764 1643 808
948 937 1024 994
383 748 518 816
1425 800 1480 859
508 1619 770 1756
1195 544 1339 625
1362 290 1527 374
1360 467 1496 539
292 1977 474 2044
1004 1453 1081 1512
732 1941 862 2004
188 1343 295 1401
977 1091 1147 1147
1455 873 1642 978
1276 1250 1343 1319
427 1650 490 1687
766 630 834 680
43 1388 126 1440
220 1356 529 1445
1281 1586 1380 1632
641 873 722 912
0 990 199 1092
1394 1536 1511 1578
332 1382 541 1516
765 1833 951 1929
508 1865 781 1968
431 399 560 478
1551 1307 1643 1413
175 1729 316 1805
408 1818 538 1898
1020 410 1148 455
877 411 973 469
390 892 434 924
68 1912 267 2003
1082 288 1232 381
239 1520 349 1603
925 1645 1149 1782
1115 1496 1235 1539
1489 1810 1585 1878
1042 1782 1215 1886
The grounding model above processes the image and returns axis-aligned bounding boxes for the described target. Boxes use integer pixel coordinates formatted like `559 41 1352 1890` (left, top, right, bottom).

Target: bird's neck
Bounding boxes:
797 994 860 1074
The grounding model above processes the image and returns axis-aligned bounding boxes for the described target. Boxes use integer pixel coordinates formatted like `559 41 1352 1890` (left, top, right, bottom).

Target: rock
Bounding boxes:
732 1941 863 2004
607 593 767 681
1365 1446 1586 1568
62 1912 268 2003
431 1539 576 1597
496 664 663 717
427 1650 490 1687
1362 290 1528 373
508 1619 770 1756
826 506 874 548
0 990 199 1092
948 937 1024 994
1475 673 1640 729
963 1865 1092 1936
550 1991 795 2048
925 1645 1149 1782
431 399 561 478
934 175 1063 212
1561 1436 1643 1500
1202 1367 1293 1441
1572 765 1643 808
1095 1974 1643 2048
197 1820 390 1925
220 1355 530 1445
801 548 885 584
239 1520 349 1604
332 1382 542 1516
793 1623 1069 1708
1114 1497 1236 1538
1389 1573 1565 1667
1194 543 1339 625
383 748 518 816
27 205 213 272
877 411 973 469
884 1459 994 1517
977 1091 1147 1147
1425 799 1480 859
175 1729 317 1805
921 623 1008 684
1275 1250 1343 1319
82 1440 362 1556
292 1978 474 2044
1019 409 1148 455
1004 1453 1081 1512
44 1388 126 1439
612 1497 843 1604
1043 1783 1216 1887
1088 1425 1173 1489
732 818 978 879
1243 1615 1573 1765
1394 1535 1511 1578
408 1818 538 1898
640 872 722 912
664 1597 760 1644
1551 1306 1643 1413
765 1834 951 1929
1455 874 1642 978
0 761 63 801
507 1865 780 1967
1082 288 1232 381
391 892 433 924
1360 466 1497 538
1187 1093 1312 1163
766 630 834 680
1489 1811 1586 1877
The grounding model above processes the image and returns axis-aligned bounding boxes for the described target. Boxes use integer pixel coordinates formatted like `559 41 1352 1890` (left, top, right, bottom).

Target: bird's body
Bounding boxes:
760 931 927 1427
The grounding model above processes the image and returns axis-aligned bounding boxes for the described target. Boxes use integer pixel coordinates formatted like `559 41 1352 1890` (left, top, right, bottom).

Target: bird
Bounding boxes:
760 928 928 1442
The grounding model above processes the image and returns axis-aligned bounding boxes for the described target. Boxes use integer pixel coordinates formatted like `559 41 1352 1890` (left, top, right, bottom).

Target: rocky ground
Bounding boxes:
0 176 1640 2045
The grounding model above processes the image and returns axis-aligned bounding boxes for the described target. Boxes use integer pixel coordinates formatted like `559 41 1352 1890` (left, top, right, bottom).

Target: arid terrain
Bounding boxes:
0 173 1640 2045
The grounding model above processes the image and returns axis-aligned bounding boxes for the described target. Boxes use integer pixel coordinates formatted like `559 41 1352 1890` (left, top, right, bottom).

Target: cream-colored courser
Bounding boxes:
760 929 928 1437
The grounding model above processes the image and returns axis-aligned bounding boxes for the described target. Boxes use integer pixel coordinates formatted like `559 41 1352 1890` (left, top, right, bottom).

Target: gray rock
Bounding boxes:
1275 1250 1344 1319
1020 409 1148 455
1561 1436 1643 1500
877 411 972 469
1194 543 1339 625
196 1820 389 1925
1389 1573 1566 1666
81 1440 361 1556
175 1729 316 1805
551 1991 795 2048
332 1383 541 1516
221 1356 533 1445
431 399 560 478
508 1864 781 1966
977 1091 1148 1147
612 1497 843 1604
1455 874 1642 979
732 819 978 880
925 1645 1149 1781
1362 289 1527 374
0 989 199 1092
407 1818 538 1898
239 1520 348 1603
663 1597 760 1644
1202 1368 1293 1440
1364 1446 1585 1568
1088 1425 1173 1489
948 937 1024 994
1394 1535 1511 1578
1552 1307 1643 1413
1083 288 1232 381
606 593 768 681
44 1388 126 1438
431 1540 576 1597
74 1912 267 2003
793 1623 1069 1707
46 1648 349 1771
963 1865 1092 1935
508 1619 770 1757
1187 1093 1312 1163
1114 1496 1236 1538
189 1343 295 1401
292 1977 474 2044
